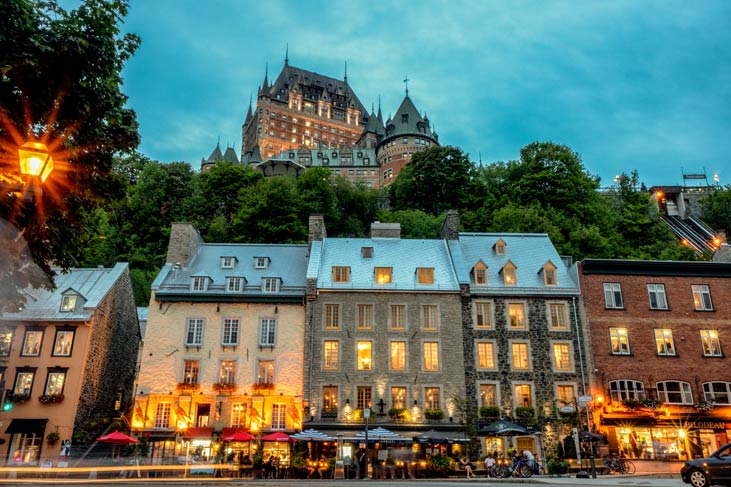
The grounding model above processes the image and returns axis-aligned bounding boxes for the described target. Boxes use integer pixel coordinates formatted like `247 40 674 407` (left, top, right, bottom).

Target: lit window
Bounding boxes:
45 371 65 395
654 329 676 356
548 303 568 330
703 382 731 404
357 386 372 410
60 295 77 312
221 318 240 346
477 342 496 369
185 319 204 346
227 277 244 292
391 387 407 409
183 359 200 385
231 403 247 427
357 304 373 329
503 262 517 285
390 341 406 370
480 384 498 407
609 327 630 354
692 285 713 310
423 341 440 371
557 384 576 404
473 264 487 285
191 276 208 291
647 284 668 310
514 384 532 407
263 278 280 293
332 266 350 283
322 386 339 415
543 263 557 286
474 302 493 328
657 381 693 404
425 387 441 410
219 360 236 384
700 329 722 357
21 330 43 356
511 342 530 370
552 342 572 370
53 330 74 356
389 304 406 330
417 267 434 284
14 371 34 395
422 305 438 330
603 283 623 309
221 256 235 269
375 267 392 284
0 327 13 356
508 303 526 328
324 304 340 329
609 379 644 401
257 360 274 384
154 402 171 428
323 340 339 370
259 318 277 346
357 341 372 370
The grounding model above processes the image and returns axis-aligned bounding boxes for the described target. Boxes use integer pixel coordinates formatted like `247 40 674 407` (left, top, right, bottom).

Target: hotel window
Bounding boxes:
508 303 526 328
191 276 208 291
231 403 247 427
361 246 373 258
357 341 373 370
389 304 406 330
703 382 731 404
0 327 13 356
221 256 235 269
183 360 199 385
480 383 498 407
700 329 722 357
417 267 434 284
423 341 440 371
609 327 630 354
425 387 441 410
692 285 713 310
515 384 532 407
422 305 438 331
548 303 568 330
324 304 340 329
257 360 274 385
259 318 277 346
502 262 517 285
227 277 244 292
185 318 204 346
657 381 693 404
332 266 350 283
473 263 487 285
511 342 530 370
53 330 74 356
219 360 236 384
357 304 373 329
14 371 34 395
45 370 66 395
21 330 43 356
608 379 644 401
271 404 287 430
375 267 392 284
154 402 171 428
543 263 557 286
322 386 339 415
474 302 493 328
654 329 676 356
221 318 240 346
391 386 407 409
60 294 77 312
557 384 576 404
477 342 496 369
357 386 372 409
603 283 624 309
647 284 668 310
390 341 406 370
552 342 572 371
494 239 506 255
323 340 339 370
263 278 280 293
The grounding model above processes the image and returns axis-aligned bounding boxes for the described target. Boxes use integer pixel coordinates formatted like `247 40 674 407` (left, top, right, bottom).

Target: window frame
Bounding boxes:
514 383 533 408
154 402 171 428
45 369 66 395
60 294 77 312
185 318 204 347
656 380 693 404
416 267 434 284
390 340 407 371
0 327 13 356
608 379 645 401
182 359 200 385
219 360 236 385
424 386 441 410
647 283 668 310
474 301 494 329
609 327 631 355
543 263 557 286
700 329 723 357
510 341 531 371
421 304 439 331
375 267 392 284
422 341 440 371
473 263 487 285
324 303 340 330
502 261 517 286
507 302 527 329
356 340 373 371
389 304 406 331
21 330 43 356
692 284 713 311
52 329 75 356
220 256 235 269
191 276 208 291
226 277 245 292
551 341 574 371
221 318 240 347
356 303 374 330
257 359 274 385
476 341 497 370
548 302 569 330
262 277 280 293
323 340 339 370
259 318 277 347
14 370 35 395
603 282 624 309
703 381 731 404
654 328 676 356
479 382 499 407
332 266 350 283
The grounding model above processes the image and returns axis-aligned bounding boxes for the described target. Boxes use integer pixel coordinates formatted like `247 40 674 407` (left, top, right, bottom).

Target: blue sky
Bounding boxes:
115 0 730 188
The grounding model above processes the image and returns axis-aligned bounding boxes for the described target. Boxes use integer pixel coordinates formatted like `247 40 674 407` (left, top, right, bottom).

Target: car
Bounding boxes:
681 442 731 487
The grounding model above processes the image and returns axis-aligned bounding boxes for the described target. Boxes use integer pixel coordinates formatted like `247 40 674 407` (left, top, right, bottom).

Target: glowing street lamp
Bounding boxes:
18 141 54 182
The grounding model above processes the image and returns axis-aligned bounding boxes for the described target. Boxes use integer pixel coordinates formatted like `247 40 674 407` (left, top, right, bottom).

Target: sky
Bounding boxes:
112 0 730 188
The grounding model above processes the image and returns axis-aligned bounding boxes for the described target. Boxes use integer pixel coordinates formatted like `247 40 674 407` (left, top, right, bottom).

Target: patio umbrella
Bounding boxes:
262 431 292 442
416 429 451 444
581 431 604 442
479 420 529 436
223 431 256 442
291 429 334 441
355 427 403 440
97 431 139 444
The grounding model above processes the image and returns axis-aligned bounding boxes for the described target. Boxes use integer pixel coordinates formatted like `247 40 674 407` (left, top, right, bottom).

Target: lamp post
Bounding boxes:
2 141 54 200
364 405 370 479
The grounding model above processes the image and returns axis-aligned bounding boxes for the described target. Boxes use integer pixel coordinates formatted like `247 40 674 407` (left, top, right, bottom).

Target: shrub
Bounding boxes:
424 409 444 420
480 405 500 417
388 407 408 420
515 406 535 417
547 459 570 475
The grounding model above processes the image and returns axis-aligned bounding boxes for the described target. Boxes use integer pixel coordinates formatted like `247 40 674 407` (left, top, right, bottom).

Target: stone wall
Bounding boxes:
166 222 203 266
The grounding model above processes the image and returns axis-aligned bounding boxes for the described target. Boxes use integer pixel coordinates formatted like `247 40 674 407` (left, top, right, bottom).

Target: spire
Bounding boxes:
403 75 409 96
377 95 383 124
344 61 348 82
285 43 289 66
245 93 253 124
262 62 269 91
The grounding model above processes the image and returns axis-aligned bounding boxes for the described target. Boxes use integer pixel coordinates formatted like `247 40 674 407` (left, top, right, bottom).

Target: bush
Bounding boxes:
515 406 534 417
480 405 500 417
547 459 570 475
424 409 444 420
388 407 408 420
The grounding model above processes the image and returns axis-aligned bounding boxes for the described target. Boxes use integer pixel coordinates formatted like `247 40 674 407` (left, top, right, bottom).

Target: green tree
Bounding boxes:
701 184 731 233
375 209 444 239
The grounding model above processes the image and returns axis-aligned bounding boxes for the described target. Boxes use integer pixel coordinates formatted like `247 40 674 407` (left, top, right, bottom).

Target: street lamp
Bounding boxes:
18 141 54 182
364 404 370 479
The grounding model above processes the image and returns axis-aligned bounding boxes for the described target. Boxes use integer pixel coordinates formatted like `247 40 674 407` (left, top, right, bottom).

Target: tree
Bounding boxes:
375 209 444 239
701 184 731 233
0 0 140 310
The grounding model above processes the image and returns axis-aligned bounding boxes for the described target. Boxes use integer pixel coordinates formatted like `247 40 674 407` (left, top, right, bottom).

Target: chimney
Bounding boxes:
166 223 203 266
440 210 459 240
308 214 327 250
370 221 401 239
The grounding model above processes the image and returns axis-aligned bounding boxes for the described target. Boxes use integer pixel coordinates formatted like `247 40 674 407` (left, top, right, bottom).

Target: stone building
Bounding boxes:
134 223 307 465
0 264 140 463
580 259 731 461
304 215 466 439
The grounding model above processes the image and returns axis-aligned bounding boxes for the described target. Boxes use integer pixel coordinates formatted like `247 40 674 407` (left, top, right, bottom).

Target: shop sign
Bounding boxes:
686 421 731 430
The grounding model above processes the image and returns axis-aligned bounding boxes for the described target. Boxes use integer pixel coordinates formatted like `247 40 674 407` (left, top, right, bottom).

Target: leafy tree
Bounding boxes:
701 184 731 233
375 209 444 239
196 161 262 231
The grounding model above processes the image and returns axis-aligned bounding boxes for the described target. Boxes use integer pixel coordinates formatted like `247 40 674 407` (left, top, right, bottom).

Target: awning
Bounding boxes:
5 418 48 436
183 427 213 439
221 427 250 438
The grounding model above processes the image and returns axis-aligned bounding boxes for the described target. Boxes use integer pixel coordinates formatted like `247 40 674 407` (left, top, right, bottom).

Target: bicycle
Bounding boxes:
603 453 636 474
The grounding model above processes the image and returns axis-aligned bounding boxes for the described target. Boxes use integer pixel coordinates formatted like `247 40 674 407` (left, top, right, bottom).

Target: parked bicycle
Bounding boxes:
603 453 636 474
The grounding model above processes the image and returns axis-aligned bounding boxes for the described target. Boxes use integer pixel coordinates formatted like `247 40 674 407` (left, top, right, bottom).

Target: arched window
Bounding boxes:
608 379 644 401
656 381 693 404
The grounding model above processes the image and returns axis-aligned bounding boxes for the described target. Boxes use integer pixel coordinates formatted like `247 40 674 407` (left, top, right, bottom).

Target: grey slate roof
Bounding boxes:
384 95 437 141
2 263 130 322
455 233 579 295
310 237 460 291
154 243 308 300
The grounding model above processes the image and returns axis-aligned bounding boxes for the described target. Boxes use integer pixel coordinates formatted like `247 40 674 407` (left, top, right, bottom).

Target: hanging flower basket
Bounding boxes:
212 381 237 393
176 382 200 393
694 400 716 412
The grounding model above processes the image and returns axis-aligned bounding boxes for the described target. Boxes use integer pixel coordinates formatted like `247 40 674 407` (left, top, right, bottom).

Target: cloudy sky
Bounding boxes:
116 0 730 188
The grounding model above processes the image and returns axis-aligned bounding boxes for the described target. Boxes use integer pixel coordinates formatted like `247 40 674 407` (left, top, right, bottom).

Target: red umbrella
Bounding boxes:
223 431 256 442
261 431 291 442
97 431 139 444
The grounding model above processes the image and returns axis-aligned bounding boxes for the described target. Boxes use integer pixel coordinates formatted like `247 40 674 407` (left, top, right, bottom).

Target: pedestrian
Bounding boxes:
460 455 475 478
484 453 496 477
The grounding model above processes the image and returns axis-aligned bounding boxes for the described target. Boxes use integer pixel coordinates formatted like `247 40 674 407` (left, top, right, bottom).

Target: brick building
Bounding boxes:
0 264 139 463
580 259 731 461
135 223 307 465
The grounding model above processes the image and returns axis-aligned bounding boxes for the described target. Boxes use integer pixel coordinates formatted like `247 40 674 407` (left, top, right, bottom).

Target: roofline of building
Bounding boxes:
153 294 305 303
581 259 731 277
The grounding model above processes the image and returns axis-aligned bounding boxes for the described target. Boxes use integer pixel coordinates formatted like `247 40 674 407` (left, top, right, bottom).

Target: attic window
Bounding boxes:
263 278 280 293
473 262 488 285
502 261 517 286
543 263 558 286
401 114 408 124
494 239 506 255
417 267 434 284
375 267 392 284
361 247 373 258
255 257 269 269
221 256 236 269
191 276 209 291
60 294 77 312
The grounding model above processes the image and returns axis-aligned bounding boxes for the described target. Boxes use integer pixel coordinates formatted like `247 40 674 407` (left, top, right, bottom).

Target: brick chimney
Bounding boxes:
308 214 327 250
370 221 401 239
166 223 202 266
440 210 459 240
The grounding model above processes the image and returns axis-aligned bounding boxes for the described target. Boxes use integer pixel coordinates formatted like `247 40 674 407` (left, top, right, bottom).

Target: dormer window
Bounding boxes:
60 294 77 312
375 267 392 284
332 266 350 283
417 267 434 284
473 261 488 285
191 276 209 291
255 257 269 269
361 247 373 258
263 277 280 293
221 256 236 269
542 262 558 286
494 239 506 255
227 277 246 292
502 261 517 286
